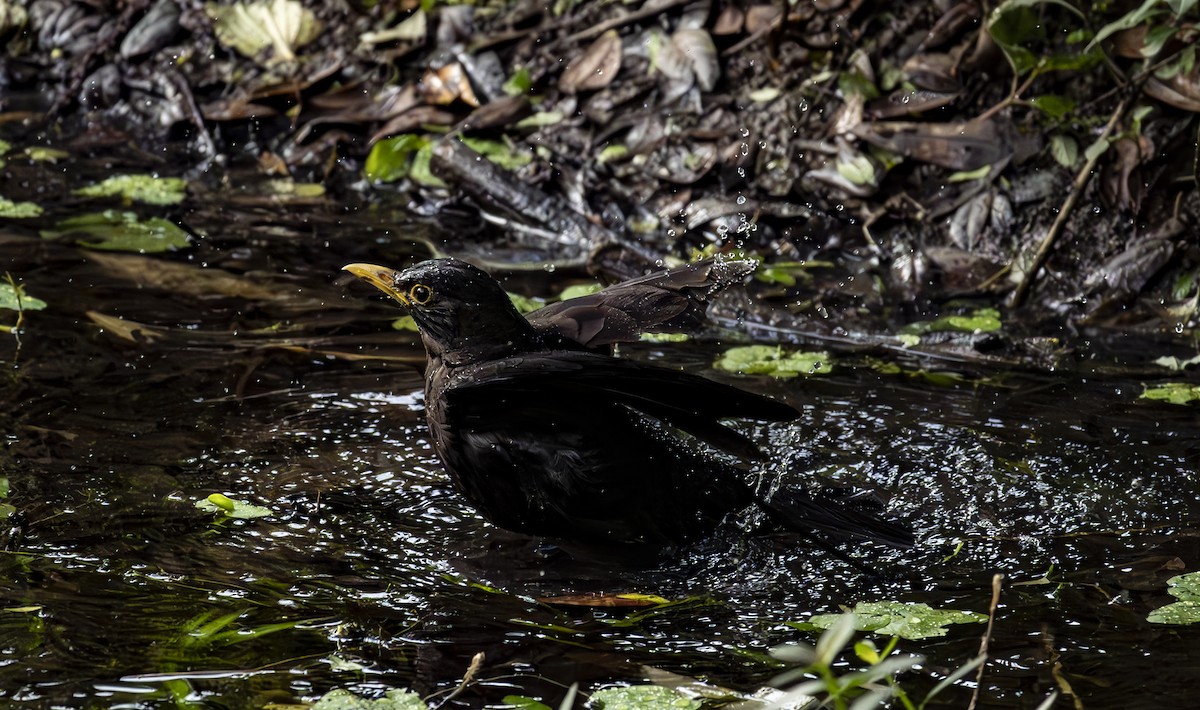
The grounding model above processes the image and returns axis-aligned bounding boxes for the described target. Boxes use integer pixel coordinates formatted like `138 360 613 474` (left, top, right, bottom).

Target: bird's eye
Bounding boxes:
409 283 433 304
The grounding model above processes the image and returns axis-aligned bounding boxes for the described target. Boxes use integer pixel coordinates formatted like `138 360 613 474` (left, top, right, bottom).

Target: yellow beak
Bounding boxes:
343 263 410 307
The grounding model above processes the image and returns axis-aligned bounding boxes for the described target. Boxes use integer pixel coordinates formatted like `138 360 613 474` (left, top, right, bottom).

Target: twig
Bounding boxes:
565 0 693 43
1008 95 1131 308
967 573 1004 710
976 71 1039 124
434 652 485 709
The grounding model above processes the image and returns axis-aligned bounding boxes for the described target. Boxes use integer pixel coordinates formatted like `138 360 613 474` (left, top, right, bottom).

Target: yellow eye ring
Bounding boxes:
409 283 433 304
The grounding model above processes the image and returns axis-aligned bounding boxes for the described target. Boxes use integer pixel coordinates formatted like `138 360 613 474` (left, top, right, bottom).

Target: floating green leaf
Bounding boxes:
1149 571 1200 624
507 292 544 314
0 196 43 218
501 696 552 710
901 308 1001 335
75 174 187 205
714 345 832 378
194 494 273 519
311 688 427 710
42 211 190 253
559 282 602 300
641 332 689 343
590 685 701 710
798 601 987 640
1140 382 1200 405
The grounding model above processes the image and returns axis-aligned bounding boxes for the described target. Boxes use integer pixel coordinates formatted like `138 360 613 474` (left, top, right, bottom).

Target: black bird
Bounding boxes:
344 257 912 553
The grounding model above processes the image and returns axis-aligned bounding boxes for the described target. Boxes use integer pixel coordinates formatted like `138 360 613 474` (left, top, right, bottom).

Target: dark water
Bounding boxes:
2 140 1199 710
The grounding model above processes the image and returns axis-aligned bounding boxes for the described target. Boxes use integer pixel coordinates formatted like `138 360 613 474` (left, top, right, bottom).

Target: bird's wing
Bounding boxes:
446 350 797 459
526 258 756 347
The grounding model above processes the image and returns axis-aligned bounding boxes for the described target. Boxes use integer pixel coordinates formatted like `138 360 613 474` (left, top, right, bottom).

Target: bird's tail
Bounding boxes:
756 486 914 549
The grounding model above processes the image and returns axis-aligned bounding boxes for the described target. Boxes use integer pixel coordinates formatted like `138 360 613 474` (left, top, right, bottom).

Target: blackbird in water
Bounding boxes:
345 257 912 553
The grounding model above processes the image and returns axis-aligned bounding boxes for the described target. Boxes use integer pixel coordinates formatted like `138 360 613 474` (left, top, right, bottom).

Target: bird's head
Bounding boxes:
344 258 540 364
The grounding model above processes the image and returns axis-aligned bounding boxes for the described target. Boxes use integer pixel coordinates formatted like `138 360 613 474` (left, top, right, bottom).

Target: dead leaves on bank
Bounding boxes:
559 30 621 94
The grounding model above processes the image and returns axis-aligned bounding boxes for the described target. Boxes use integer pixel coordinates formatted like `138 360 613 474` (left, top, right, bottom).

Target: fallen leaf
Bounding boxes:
560 29 622 93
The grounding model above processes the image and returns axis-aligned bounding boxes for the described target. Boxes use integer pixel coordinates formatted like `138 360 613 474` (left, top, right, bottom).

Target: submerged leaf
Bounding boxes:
42 211 190 253
714 345 832 378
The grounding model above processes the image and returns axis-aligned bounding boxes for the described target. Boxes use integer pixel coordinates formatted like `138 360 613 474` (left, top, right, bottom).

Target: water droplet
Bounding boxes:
736 195 747 205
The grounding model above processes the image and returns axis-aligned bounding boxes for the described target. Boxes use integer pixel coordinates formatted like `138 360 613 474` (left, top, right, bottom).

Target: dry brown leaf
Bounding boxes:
1145 73 1200 113
853 119 1010 170
671 28 719 91
420 62 479 106
559 29 622 93
712 5 744 35
85 252 283 301
744 4 782 34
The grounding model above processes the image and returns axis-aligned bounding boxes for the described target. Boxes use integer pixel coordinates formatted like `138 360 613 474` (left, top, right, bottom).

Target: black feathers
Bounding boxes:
347 257 912 552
